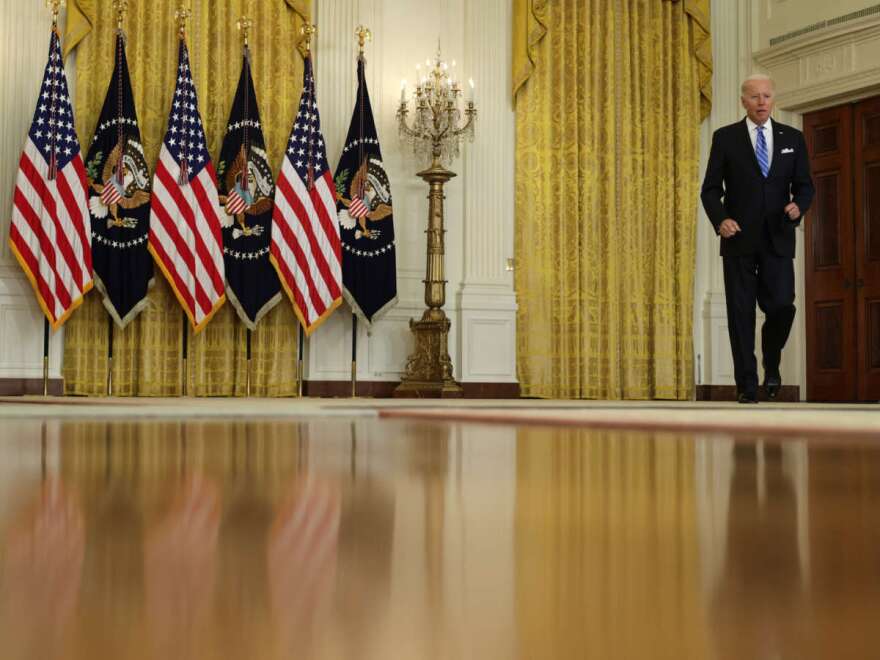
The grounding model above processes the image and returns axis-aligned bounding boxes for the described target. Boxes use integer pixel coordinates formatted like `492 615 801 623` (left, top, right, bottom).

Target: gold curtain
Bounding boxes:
512 0 712 399
515 429 709 657
61 0 310 396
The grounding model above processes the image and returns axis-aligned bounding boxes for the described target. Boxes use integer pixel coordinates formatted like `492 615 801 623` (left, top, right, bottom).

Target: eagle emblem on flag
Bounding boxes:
88 139 150 229
219 144 273 239
336 157 393 240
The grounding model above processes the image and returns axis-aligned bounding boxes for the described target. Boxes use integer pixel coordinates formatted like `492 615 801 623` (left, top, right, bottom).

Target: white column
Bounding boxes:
307 0 362 383
695 0 751 387
455 0 517 384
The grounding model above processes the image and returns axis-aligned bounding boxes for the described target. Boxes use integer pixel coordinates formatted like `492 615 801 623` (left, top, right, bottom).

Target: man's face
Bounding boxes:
741 79 774 125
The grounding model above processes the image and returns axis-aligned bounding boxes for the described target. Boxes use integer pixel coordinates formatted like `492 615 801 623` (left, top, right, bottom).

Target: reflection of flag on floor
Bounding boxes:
268 479 340 630
216 47 281 330
85 30 153 328
148 38 226 333
270 54 341 335
333 55 397 325
8 29 92 330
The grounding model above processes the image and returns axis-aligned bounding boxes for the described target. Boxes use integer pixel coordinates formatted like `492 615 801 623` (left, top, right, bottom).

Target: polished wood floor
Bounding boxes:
1 416 879 659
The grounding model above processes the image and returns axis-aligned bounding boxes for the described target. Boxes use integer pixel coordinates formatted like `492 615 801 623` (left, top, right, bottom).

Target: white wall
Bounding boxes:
0 4 66 381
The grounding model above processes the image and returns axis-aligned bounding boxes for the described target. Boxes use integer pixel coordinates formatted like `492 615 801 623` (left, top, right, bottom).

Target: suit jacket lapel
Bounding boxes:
767 122 785 178
739 118 763 176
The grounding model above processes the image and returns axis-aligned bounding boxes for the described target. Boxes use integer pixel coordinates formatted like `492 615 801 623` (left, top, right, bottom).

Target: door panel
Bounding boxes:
855 97 880 400
804 106 857 401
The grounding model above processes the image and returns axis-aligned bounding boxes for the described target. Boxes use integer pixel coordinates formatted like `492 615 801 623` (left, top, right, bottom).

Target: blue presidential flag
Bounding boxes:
217 48 281 330
84 30 153 328
333 56 397 324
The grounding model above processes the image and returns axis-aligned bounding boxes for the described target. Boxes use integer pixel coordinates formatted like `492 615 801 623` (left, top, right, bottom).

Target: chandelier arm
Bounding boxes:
451 108 476 138
396 118 422 141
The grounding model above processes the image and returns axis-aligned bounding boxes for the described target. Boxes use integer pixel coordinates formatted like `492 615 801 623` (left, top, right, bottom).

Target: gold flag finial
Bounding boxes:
237 16 253 48
113 0 128 30
175 3 191 38
355 25 372 54
300 23 316 53
46 0 65 27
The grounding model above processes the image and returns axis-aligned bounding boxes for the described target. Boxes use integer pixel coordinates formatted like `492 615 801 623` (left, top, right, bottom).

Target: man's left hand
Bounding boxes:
784 202 801 220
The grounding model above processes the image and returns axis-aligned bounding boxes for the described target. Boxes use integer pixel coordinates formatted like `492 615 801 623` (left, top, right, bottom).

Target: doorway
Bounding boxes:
803 96 880 401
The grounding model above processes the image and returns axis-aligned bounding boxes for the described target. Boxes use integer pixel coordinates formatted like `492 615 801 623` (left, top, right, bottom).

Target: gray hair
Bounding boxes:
741 74 775 96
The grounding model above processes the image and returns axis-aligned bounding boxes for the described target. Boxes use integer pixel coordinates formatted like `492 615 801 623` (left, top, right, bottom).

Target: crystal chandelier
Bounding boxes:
397 46 476 166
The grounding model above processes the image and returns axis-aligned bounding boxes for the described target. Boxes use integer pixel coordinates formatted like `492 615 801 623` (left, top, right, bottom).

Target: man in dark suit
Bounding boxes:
701 74 815 403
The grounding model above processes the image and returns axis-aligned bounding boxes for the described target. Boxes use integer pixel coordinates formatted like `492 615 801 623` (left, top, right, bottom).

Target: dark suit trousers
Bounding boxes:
722 249 795 393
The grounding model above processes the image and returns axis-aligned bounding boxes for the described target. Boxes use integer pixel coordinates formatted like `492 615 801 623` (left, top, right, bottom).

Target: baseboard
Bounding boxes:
696 384 800 402
0 377 64 396
304 380 398 398
304 381 521 399
460 382 521 398
0 379 520 399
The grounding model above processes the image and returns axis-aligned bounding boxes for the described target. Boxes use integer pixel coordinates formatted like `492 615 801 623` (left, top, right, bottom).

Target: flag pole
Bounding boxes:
297 325 305 397
246 329 252 397
42 319 50 396
107 316 114 396
296 21 315 401
42 0 60 396
181 311 188 396
349 27 372 400
351 314 357 397
106 0 125 399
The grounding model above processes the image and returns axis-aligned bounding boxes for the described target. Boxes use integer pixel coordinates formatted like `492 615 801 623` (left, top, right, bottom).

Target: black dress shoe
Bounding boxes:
737 391 758 404
764 376 781 401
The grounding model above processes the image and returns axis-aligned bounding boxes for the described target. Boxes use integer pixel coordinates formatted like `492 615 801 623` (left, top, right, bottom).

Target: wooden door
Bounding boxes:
803 106 857 401
854 97 880 400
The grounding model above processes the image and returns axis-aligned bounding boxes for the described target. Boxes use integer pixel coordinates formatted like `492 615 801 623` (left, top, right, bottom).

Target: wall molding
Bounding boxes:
769 4 880 47
754 15 880 112
0 378 64 396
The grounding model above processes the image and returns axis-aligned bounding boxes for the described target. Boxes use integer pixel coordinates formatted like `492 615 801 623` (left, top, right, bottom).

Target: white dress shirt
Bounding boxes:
746 116 773 169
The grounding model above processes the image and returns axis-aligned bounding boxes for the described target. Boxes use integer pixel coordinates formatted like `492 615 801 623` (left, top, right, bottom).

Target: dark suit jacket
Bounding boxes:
701 118 815 258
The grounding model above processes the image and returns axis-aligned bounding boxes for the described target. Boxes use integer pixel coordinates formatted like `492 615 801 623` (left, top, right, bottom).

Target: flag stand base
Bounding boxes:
393 312 463 398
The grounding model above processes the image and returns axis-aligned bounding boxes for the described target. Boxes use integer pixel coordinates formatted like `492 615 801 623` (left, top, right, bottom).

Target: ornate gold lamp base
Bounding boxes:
392 158 463 399
393 48 475 400
393 312 463 398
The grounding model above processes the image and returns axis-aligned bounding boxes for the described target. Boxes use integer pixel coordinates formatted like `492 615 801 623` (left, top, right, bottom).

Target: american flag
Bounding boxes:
8 30 92 330
270 55 341 334
148 39 225 332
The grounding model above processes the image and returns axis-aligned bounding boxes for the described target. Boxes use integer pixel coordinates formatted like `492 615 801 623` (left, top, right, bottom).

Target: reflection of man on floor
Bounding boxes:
711 443 810 659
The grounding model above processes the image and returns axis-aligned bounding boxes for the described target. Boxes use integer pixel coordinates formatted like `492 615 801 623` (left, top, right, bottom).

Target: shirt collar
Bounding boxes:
746 116 773 133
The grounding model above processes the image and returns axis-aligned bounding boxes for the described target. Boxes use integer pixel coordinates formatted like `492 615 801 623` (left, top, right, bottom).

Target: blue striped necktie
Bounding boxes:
755 125 769 177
